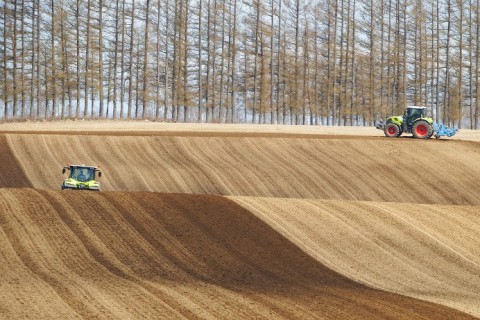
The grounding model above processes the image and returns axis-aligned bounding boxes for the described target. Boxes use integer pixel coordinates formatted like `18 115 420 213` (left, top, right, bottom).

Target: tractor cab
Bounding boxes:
403 106 428 131
61 164 102 191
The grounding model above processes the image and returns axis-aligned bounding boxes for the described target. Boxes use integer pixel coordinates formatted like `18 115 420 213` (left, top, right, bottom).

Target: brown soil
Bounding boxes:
0 123 479 319
0 136 31 188
232 197 480 317
0 189 475 319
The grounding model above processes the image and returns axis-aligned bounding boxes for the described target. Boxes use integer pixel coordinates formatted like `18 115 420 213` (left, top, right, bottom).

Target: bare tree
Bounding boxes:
112 0 120 118
20 0 25 118
155 0 162 119
456 0 464 128
127 0 135 118
75 0 81 118
142 0 151 119
13 0 18 118
476 0 480 128
2 0 8 119
84 0 91 118
182 0 189 122
98 0 104 117
228 0 238 123
444 0 452 125
50 0 57 118
120 0 126 119
369 0 375 124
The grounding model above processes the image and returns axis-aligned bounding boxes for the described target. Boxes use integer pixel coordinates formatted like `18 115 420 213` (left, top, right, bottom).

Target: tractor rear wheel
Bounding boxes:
412 120 433 139
384 123 401 138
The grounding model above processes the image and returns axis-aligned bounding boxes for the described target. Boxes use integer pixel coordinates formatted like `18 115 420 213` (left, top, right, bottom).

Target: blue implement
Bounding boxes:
433 123 458 139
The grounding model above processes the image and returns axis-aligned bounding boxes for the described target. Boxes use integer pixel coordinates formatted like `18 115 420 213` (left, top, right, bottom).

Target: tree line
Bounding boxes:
1 0 479 128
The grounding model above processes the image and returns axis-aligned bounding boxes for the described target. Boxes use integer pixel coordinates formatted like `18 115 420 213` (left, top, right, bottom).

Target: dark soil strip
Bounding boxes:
0 135 32 188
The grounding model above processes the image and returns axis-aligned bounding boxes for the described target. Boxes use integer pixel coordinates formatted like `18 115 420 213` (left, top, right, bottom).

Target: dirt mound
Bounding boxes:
0 188 475 319
0 136 31 188
5 134 480 205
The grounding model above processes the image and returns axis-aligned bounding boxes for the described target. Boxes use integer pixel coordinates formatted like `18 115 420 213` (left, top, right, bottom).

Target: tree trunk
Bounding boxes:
205 0 211 121
13 0 18 118
197 0 203 122
2 0 8 119
230 0 238 123
120 0 126 119
164 0 170 119
142 0 151 119
171 0 179 120
20 0 25 118
135 35 141 118
476 0 479 128
350 0 356 125
128 0 135 119
76 0 81 118
294 0 300 124
156 0 162 119
219 0 226 122
84 0 91 118
326 0 332 125
435 0 440 123
369 0 375 124
331 0 338 125
112 0 120 119
211 0 218 121
183 0 189 122
270 0 275 124
444 0 451 124
51 0 56 118
30 0 36 119
98 0 104 118
469 0 473 129
60 6 66 119
36 0 41 118
457 0 463 128
338 0 344 126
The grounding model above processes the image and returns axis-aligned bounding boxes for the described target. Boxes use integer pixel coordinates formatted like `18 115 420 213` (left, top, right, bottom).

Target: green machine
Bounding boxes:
61 164 102 191
376 106 457 139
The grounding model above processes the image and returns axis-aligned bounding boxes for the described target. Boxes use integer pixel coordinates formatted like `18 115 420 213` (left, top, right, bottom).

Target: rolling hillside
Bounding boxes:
1 123 479 319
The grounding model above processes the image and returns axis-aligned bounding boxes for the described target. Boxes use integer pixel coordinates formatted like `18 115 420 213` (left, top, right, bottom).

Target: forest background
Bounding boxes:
1 0 479 128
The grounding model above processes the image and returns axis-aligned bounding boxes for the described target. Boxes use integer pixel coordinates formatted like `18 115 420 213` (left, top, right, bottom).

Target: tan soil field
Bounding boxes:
0 121 479 319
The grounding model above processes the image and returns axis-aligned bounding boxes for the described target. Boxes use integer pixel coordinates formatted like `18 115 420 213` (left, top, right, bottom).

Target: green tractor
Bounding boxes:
376 106 457 139
61 164 102 191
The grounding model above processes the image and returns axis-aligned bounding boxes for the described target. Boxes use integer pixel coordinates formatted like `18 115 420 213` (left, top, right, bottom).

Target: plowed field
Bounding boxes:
1 122 479 319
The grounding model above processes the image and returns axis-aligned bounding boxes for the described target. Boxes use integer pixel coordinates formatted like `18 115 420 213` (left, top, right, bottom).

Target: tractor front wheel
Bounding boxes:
384 123 401 138
412 120 433 139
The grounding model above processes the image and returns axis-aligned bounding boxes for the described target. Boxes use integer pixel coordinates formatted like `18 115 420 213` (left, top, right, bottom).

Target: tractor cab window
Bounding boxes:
405 108 426 127
70 167 95 182
408 108 422 119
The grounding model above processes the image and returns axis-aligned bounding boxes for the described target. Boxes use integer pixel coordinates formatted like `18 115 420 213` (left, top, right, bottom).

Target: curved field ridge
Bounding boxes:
0 189 475 320
232 197 480 317
0 121 479 142
6 134 480 205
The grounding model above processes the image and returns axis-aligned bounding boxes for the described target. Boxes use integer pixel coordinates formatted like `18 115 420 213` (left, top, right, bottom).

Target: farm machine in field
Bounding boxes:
376 106 458 139
61 164 102 191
